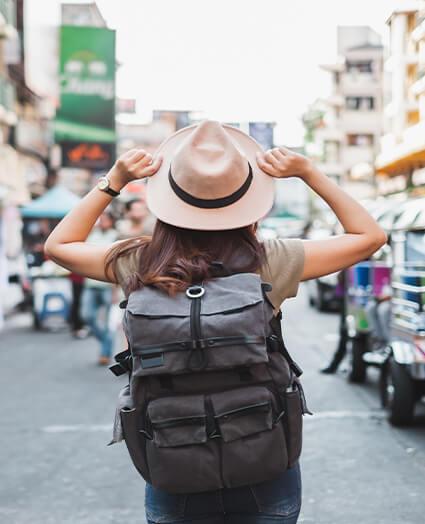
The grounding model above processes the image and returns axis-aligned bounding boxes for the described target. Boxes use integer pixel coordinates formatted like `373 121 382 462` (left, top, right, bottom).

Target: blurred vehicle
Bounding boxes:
341 198 397 381
18 186 80 329
29 261 72 330
306 226 342 311
343 196 425 426
379 198 425 426
308 271 342 312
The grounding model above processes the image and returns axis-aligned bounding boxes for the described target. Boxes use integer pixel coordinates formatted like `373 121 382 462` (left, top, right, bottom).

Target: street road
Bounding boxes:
1 284 425 524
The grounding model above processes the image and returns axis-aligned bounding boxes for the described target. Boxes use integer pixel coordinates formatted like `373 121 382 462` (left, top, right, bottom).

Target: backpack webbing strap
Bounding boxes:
109 348 132 377
269 311 303 378
132 336 265 355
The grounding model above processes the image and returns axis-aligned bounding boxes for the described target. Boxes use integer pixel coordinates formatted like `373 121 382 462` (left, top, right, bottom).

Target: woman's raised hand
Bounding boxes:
256 147 312 179
110 148 163 188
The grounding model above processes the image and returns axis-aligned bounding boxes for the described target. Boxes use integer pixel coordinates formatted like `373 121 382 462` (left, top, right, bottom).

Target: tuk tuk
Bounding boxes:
379 200 425 426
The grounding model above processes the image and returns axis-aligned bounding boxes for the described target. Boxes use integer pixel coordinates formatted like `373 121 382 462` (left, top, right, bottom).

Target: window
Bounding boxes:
345 96 375 110
346 61 373 73
347 134 374 147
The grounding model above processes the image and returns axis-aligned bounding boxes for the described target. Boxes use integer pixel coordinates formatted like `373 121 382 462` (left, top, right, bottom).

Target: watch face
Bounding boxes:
98 177 109 190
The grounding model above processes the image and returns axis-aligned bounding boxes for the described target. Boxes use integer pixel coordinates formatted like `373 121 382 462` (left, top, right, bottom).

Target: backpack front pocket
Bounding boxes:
148 394 207 447
210 386 288 488
145 395 221 493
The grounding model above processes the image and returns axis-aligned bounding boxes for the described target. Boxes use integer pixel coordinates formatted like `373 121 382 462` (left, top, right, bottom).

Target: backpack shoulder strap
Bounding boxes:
269 309 303 377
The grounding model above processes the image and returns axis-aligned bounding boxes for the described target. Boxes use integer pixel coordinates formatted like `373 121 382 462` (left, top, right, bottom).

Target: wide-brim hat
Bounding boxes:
147 120 275 230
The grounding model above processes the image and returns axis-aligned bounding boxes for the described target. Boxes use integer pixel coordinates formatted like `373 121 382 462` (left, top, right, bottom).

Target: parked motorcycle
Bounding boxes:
345 261 392 383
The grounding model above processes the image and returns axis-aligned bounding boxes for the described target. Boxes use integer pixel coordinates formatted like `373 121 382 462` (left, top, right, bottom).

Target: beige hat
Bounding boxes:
147 120 275 230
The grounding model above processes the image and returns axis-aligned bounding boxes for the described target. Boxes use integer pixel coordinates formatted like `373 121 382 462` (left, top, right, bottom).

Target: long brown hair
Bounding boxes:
105 219 266 295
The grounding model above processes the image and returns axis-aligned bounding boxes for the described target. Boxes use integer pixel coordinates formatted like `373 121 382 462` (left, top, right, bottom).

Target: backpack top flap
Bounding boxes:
125 272 265 317
123 272 275 376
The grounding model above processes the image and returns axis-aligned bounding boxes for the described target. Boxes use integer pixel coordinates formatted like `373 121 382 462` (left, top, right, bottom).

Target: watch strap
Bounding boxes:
104 185 120 197
98 177 120 197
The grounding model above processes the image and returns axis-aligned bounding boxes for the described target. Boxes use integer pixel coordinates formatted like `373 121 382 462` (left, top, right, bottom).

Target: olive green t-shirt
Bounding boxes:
115 238 305 312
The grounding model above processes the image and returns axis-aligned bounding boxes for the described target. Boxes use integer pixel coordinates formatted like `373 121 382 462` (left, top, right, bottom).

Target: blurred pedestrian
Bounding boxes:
321 269 348 374
116 198 155 239
45 120 387 523
81 211 118 365
68 271 88 338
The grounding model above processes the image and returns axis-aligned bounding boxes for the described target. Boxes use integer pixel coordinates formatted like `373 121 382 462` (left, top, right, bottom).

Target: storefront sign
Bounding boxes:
61 141 115 170
55 25 116 170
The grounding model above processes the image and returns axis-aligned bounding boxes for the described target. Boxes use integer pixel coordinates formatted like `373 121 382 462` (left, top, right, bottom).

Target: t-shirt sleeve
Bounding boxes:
114 250 139 293
261 238 305 309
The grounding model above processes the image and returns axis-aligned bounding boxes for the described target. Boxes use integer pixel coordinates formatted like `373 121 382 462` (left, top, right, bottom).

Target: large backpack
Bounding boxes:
109 271 311 494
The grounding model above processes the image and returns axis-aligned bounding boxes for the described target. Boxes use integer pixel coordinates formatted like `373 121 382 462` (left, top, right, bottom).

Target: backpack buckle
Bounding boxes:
109 348 133 376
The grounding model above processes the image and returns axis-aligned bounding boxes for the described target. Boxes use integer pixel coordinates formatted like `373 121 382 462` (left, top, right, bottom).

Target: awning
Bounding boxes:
20 185 80 219
376 149 425 175
376 124 425 175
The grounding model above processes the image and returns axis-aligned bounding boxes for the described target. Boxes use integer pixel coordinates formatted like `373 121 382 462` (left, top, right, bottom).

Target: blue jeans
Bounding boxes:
145 463 301 524
81 286 114 358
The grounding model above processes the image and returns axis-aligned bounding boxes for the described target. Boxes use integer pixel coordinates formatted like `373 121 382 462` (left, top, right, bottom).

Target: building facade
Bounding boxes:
376 1 425 197
305 26 384 200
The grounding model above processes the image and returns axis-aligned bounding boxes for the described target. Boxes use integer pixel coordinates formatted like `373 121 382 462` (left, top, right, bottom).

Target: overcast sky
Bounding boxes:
65 0 401 146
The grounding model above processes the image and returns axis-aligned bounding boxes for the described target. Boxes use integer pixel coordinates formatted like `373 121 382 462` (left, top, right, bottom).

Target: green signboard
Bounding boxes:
55 25 116 169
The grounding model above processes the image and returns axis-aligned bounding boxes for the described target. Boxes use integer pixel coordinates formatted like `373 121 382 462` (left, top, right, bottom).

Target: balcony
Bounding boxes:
385 53 419 73
411 71 425 94
340 110 382 134
376 120 425 174
340 72 379 92
412 19 425 42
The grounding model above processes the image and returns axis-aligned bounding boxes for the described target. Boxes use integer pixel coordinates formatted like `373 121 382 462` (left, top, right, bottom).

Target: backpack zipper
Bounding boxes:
215 401 270 420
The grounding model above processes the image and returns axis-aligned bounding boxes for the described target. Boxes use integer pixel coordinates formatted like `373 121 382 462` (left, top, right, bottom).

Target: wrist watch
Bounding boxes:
97 176 120 197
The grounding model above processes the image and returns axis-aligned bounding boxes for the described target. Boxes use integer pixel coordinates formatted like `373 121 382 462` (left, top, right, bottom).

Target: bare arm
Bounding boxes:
256 148 387 281
44 149 162 282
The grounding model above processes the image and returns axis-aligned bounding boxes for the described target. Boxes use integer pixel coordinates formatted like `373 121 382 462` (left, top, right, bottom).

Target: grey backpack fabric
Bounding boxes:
109 272 310 494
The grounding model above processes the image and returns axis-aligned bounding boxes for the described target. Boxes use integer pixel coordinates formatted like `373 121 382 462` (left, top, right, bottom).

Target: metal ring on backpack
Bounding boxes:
186 285 205 299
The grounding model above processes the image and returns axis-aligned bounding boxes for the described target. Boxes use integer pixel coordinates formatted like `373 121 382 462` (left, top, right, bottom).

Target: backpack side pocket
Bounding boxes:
283 386 303 467
120 407 151 483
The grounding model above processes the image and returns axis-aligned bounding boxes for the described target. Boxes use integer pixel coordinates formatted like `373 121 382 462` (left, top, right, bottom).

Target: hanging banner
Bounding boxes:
55 25 116 170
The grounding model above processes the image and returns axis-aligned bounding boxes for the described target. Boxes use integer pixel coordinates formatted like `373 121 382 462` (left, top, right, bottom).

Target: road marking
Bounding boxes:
305 410 386 420
42 411 387 434
43 424 112 433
